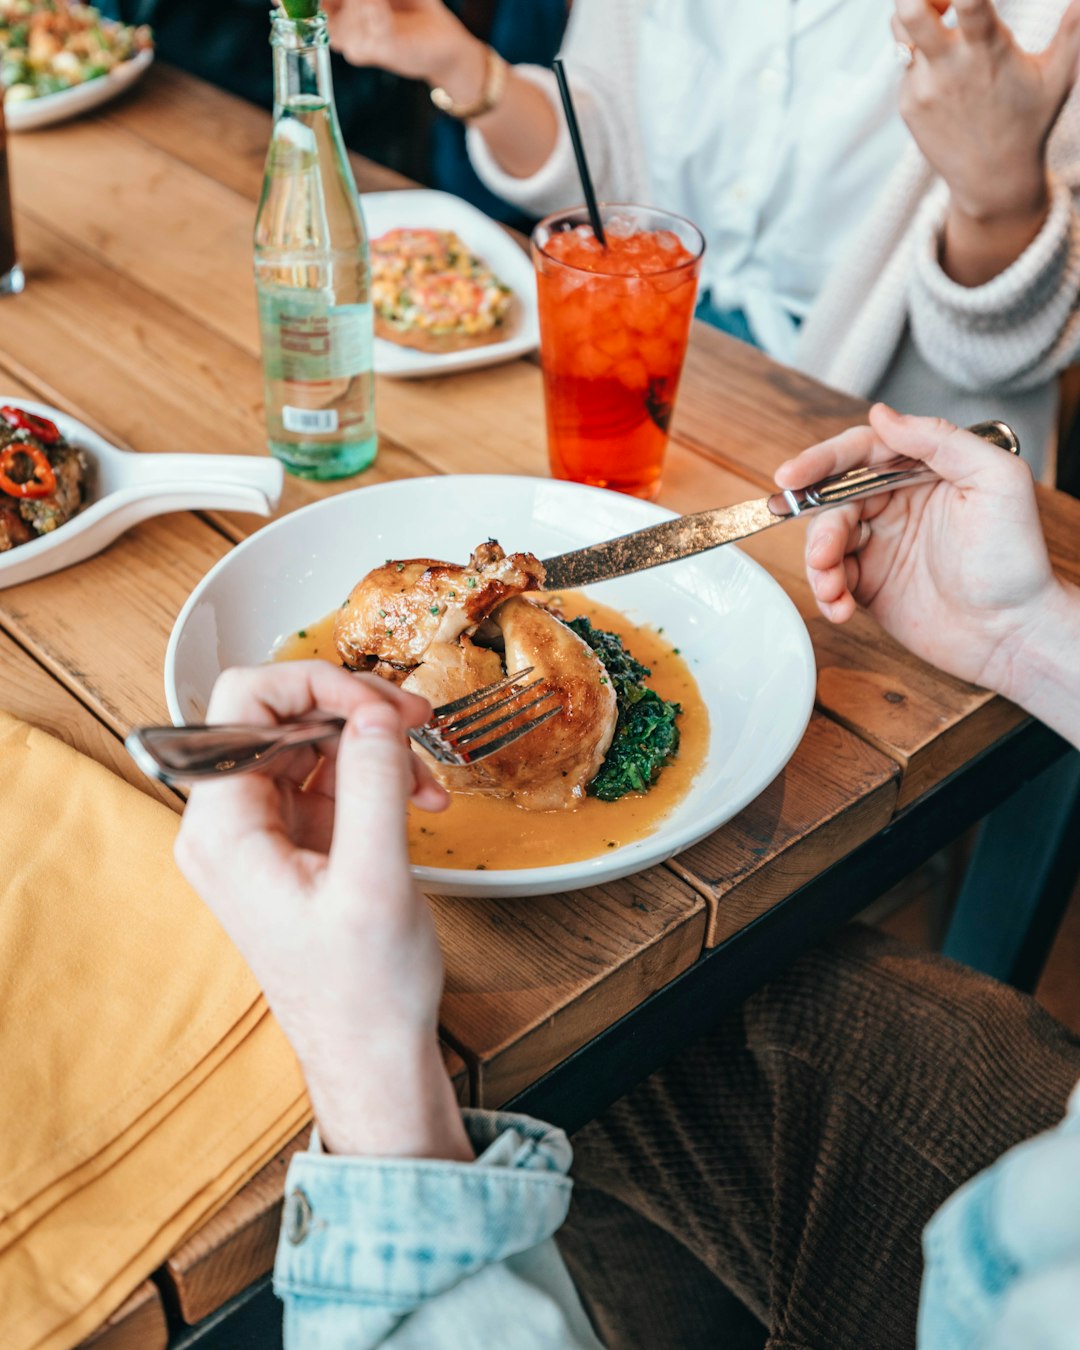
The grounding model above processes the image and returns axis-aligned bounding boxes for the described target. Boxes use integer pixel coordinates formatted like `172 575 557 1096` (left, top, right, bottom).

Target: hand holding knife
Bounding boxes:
540 421 1019 591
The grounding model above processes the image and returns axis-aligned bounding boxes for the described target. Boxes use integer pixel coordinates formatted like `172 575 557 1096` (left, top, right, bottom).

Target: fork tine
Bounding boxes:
452 689 562 748
407 725 462 765
463 703 564 763
431 667 534 720
439 678 547 734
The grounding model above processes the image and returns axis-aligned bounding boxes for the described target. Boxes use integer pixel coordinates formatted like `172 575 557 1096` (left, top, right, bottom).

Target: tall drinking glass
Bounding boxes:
0 99 24 297
531 205 704 500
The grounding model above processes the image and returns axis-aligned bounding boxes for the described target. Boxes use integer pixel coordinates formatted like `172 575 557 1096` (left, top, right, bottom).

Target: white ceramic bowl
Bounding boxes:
0 398 283 589
165 476 816 898
5 48 154 132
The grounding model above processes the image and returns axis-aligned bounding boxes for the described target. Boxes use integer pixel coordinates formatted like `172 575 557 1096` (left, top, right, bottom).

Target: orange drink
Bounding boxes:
532 206 704 500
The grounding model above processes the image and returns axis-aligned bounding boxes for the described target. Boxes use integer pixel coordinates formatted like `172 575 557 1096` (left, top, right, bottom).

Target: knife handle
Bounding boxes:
770 420 1020 518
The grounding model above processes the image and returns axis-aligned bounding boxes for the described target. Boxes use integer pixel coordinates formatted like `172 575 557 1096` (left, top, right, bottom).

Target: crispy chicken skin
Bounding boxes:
334 540 545 669
403 597 618 811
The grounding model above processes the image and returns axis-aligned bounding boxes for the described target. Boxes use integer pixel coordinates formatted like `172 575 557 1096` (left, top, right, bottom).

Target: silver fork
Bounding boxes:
125 668 562 787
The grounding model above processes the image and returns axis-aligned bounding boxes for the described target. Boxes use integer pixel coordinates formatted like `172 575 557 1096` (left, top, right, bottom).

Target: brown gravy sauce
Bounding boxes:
273 593 709 871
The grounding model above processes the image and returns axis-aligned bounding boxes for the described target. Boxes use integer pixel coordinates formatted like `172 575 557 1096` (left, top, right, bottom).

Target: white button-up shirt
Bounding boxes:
638 0 909 359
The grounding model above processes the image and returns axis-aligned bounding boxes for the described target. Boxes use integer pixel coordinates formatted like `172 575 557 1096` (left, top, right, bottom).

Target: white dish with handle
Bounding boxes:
0 398 283 589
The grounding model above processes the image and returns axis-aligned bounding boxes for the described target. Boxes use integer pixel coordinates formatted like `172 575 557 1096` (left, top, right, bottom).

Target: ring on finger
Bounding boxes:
894 40 916 69
852 520 873 554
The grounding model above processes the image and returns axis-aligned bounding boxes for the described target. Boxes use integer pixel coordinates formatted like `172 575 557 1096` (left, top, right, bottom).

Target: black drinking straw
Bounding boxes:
552 57 607 247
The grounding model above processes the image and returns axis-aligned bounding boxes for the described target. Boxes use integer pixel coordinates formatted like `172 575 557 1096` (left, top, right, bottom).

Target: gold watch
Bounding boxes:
430 45 507 121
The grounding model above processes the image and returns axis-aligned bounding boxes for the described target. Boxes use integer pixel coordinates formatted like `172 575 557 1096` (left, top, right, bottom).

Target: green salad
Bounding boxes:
0 1 151 103
565 616 682 802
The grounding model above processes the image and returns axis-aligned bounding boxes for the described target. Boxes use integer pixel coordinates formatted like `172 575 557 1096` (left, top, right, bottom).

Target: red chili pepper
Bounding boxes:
0 443 57 500
1 406 62 444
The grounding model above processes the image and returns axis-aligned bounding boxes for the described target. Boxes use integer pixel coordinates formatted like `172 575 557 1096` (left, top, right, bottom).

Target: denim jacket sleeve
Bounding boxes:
273 1109 604 1349
918 1080 1080 1349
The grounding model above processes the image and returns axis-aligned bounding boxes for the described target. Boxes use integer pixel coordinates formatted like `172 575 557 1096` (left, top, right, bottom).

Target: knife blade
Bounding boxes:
539 419 1019 591
540 493 787 590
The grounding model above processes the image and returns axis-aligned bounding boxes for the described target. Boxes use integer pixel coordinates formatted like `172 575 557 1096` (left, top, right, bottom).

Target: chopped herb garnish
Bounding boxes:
429 604 440 615
448 590 456 598
476 864 487 871
673 648 681 655
378 609 387 618
600 676 608 684
396 562 405 572
385 628 394 636
297 629 307 638
466 576 477 588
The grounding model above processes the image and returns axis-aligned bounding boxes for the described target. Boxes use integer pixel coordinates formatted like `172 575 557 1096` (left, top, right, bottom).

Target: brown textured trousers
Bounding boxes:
558 926 1080 1350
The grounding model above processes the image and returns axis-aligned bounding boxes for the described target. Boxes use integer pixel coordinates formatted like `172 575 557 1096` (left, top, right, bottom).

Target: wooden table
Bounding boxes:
3 65 1079 1349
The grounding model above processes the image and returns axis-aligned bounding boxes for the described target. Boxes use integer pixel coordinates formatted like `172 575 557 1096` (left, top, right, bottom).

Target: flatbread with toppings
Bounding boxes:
371 227 516 354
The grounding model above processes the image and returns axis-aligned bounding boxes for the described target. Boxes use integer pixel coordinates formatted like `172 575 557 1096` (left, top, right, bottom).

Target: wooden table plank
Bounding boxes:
101 62 412 203
436 870 706 1107
0 511 232 732
0 631 178 808
732 519 1029 808
670 322 869 488
669 713 899 946
12 118 258 356
76 1281 167 1350
673 325 1080 592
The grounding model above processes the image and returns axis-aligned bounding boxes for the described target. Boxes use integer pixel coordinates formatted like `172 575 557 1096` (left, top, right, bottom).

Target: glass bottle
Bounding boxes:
0 97 24 296
254 7 376 480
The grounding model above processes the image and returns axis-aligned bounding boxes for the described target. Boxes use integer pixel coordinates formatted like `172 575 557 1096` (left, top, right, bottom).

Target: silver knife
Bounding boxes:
540 420 1019 591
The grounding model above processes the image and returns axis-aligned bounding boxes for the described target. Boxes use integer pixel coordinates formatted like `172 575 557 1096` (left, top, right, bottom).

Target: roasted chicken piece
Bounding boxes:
0 504 33 553
403 597 618 811
16 443 85 537
335 540 545 669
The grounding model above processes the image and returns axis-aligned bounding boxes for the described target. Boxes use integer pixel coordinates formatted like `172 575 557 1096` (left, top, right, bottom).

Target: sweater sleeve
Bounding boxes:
908 86 1080 396
466 0 642 219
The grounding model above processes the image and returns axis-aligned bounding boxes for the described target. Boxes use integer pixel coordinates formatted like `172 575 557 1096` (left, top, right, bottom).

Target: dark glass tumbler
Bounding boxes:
0 100 24 297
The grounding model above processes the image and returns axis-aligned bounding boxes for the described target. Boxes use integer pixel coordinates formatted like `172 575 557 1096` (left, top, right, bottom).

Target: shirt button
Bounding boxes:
283 1187 313 1245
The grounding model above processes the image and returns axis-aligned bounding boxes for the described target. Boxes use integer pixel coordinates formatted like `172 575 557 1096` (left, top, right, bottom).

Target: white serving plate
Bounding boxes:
165 475 816 899
361 188 539 379
5 47 154 132
0 398 283 589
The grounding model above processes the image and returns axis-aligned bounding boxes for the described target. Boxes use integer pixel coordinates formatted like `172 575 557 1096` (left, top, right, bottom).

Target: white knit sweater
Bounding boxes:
467 0 1080 474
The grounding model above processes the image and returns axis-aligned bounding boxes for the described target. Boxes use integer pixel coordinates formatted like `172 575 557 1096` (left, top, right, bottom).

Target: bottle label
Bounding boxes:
282 405 339 434
258 292 373 383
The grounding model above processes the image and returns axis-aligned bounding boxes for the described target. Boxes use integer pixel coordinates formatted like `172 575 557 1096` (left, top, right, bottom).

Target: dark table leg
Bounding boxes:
942 749 1080 993
167 1276 281 1350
